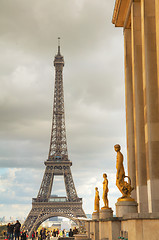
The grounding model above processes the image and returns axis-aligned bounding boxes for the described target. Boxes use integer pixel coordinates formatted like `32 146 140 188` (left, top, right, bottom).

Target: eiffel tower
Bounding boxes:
22 38 86 235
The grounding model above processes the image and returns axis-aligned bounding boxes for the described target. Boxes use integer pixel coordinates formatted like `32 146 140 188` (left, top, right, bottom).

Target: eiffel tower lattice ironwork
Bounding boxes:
22 39 86 235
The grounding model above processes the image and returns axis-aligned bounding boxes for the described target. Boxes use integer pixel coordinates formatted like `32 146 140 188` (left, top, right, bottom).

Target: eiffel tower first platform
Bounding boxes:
22 39 86 235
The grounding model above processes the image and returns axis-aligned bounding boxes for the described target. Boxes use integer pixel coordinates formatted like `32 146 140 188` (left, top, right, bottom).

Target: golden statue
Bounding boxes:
114 144 134 201
94 187 100 212
102 173 109 208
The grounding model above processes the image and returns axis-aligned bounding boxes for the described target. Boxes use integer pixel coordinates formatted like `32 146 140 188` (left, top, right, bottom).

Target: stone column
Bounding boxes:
131 2 148 213
85 221 90 239
155 0 159 110
141 0 159 212
93 221 99 240
124 28 136 200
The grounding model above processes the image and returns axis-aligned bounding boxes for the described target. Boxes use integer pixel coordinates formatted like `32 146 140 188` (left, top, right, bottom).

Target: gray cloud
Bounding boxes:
0 0 128 217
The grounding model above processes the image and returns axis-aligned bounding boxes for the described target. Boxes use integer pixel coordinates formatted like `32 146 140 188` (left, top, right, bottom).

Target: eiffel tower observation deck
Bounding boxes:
22 38 86 235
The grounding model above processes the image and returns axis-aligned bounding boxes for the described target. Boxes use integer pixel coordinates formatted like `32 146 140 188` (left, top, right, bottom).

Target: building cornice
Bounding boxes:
112 0 122 25
112 0 132 28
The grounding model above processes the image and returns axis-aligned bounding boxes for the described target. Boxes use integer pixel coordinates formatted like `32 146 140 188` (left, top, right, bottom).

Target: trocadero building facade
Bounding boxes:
112 0 159 214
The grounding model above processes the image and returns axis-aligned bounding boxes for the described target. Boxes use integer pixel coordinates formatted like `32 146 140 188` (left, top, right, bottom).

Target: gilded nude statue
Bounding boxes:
102 173 109 208
114 144 134 201
94 187 100 212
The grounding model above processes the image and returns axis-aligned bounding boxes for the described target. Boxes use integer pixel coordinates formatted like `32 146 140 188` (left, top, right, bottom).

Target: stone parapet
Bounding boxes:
86 217 159 240
74 234 91 240
122 212 159 220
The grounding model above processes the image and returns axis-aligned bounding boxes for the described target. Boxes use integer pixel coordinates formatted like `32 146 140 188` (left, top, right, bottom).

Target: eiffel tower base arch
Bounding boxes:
22 201 86 237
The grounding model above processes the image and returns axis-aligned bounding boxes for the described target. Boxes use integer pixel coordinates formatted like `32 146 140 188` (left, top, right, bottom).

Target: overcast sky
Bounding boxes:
0 0 127 220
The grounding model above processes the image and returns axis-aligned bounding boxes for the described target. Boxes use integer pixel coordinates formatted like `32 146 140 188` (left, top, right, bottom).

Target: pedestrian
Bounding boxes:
10 223 14 240
26 231 29 239
4 231 6 239
21 231 27 240
35 231 38 240
69 229 73 237
73 227 78 235
52 229 56 237
32 232 35 240
42 228 46 240
14 220 21 240
55 229 59 238
40 229 43 240
62 229 65 237
7 223 11 240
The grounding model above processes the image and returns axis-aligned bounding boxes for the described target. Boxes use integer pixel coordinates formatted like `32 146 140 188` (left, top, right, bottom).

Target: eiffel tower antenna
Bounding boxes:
58 37 60 54
22 39 86 236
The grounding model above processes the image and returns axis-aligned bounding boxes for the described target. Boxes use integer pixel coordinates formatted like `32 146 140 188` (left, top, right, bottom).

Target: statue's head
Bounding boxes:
103 173 107 178
95 187 98 191
114 144 121 152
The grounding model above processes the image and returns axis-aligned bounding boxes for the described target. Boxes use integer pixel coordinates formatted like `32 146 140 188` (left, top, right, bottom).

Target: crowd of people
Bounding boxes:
5 220 21 240
34 227 78 239
4 221 78 240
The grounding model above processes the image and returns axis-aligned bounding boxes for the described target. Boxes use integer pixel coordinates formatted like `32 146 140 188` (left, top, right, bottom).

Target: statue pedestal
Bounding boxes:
92 211 99 220
99 207 113 220
115 200 138 217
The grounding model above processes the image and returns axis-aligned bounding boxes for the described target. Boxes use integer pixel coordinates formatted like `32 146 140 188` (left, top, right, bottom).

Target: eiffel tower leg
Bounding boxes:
37 167 54 200
64 167 78 201
22 208 40 236
22 206 48 237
